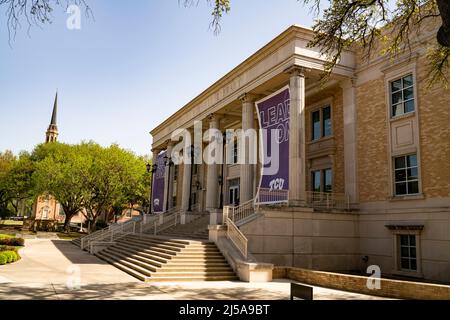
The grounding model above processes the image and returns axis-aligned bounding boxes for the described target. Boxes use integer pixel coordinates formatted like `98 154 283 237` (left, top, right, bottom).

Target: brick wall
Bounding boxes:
274 266 450 300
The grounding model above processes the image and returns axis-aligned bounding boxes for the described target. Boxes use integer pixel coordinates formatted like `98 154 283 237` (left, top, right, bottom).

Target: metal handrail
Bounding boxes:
255 188 289 205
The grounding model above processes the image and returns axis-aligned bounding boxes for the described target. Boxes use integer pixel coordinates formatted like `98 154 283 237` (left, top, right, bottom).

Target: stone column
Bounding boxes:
341 79 358 204
239 93 256 203
205 115 220 211
181 146 192 215
151 148 160 213
163 142 174 212
287 66 307 205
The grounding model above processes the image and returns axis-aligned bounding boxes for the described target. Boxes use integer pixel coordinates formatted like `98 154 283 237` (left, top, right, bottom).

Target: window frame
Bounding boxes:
393 154 420 196
390 74 415 118
391 230 423 277
310 168 333 193
310 103 333 142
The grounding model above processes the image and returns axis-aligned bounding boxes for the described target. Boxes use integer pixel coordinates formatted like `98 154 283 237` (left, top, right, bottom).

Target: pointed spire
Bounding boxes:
50 91 58 125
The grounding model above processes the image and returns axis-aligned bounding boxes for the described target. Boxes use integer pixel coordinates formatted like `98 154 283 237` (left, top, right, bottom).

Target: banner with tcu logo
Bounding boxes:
255 86 290 204
152 151 166 213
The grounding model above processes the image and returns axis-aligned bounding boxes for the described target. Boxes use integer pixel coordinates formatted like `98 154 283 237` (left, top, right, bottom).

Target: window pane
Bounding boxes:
395 157 406 169
396 183 407 195
392 91 403 105
410 247 417 258
392 104 403 117
407 168 418 180
401 246 409 257
404 100 415 113
391 79 402 92
395 169 407 182
312 111 321 140
400 235 409 246
401 258 410 269
410 259 417 271
324 169 332 193
407 155 417 167
323 106 332 137
408 181 419 194
312 171 321 192
403 75 413 88
404 87 414 100
409 235 416 246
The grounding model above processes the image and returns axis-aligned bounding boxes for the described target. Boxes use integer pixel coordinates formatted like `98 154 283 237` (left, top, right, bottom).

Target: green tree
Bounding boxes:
80 143 149 232
198 0 450 85
0 150 16 218
32 143 88 232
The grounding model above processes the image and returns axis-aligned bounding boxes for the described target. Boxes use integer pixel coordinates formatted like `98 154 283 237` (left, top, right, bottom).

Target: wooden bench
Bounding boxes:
290 283 313 300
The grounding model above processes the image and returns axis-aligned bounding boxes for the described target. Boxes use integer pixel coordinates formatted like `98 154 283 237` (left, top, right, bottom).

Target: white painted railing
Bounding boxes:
306 191 350 210
226 199 255 224
255 188 289 205
225 217 248 259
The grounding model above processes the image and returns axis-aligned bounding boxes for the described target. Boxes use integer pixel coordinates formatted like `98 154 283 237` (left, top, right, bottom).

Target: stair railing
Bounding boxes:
225 217 248 259
227 199 255 224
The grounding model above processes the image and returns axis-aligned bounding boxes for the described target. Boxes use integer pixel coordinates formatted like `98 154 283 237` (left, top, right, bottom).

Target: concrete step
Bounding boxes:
106 246 166 268
97 250 154 276
95 252 147 281
159 266 233 273
112 242 174 261
124 235 188 249
115 240 180 256
118 238 184 253
145 275 239 282
102 249 159 272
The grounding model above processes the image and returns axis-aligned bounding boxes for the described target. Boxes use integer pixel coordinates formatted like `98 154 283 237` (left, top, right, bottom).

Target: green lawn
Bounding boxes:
0 220 24 226
57 232 83 240
0 233 15 240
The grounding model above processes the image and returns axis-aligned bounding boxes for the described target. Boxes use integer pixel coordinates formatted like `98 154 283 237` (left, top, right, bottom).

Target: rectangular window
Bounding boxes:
311 169 332 193
323 169 332 193
322 106 332 137
399 234 417 271
394 154 419 196
312 170 321 192
390 74 415 117
312 111 321 141
311 105 332 141
233 140 238 164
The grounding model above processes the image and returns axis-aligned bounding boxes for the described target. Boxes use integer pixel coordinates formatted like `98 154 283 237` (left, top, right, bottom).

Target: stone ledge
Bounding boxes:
274 266 450 300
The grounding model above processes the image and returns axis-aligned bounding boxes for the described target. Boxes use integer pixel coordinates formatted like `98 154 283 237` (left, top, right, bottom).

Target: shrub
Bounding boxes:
0 237 24 246
0 251 19 264
0 254 7 265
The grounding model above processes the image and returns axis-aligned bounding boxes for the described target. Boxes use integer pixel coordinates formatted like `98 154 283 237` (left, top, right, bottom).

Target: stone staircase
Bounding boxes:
72 237 82 247
159 214 210 240
94 234 238 282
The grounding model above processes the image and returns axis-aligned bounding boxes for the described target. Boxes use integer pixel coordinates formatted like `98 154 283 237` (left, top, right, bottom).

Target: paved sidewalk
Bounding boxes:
0 239 389 300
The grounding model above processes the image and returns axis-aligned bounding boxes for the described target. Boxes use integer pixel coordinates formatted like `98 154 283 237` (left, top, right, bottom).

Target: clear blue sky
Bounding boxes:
0 0 315 156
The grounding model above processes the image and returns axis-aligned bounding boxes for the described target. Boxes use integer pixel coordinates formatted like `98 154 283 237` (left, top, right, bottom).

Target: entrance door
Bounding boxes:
229 185 240 206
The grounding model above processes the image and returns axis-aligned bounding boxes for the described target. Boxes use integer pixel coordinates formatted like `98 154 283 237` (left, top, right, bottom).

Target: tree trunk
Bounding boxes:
437 0 450 47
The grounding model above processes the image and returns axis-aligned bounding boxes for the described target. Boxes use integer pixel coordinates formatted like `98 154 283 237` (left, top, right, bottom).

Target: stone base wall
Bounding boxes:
274 267 450 300
241 206 450 283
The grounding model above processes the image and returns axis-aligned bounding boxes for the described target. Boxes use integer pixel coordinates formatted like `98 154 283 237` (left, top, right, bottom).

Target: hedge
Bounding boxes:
0 237 24 246
0 250 20 265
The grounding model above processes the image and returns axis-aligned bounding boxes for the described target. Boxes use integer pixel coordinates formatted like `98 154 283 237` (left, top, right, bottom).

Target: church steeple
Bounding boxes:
46 92 59 143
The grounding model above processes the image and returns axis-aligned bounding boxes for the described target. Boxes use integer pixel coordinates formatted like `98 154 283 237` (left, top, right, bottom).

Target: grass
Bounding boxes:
0 220 24 226
0 233 15 240
57 232 83 240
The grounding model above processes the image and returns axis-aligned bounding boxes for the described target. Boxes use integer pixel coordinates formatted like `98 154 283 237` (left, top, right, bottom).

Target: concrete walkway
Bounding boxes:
0 239 389 300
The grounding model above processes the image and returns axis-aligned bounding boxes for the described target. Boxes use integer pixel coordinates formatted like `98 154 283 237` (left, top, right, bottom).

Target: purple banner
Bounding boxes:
256 86 290 203
152 151 166 213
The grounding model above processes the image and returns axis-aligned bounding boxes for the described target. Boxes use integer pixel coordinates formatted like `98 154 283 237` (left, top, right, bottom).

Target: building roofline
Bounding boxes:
150 24 325 138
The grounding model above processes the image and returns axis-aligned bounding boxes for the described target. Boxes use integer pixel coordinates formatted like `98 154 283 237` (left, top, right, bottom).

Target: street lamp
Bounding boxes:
147 162 157 215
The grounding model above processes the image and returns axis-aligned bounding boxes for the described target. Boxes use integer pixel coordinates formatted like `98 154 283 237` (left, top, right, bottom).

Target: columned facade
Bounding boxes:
287 66 307 205
163 141 174 211
205 115 220 211
239 94 256 203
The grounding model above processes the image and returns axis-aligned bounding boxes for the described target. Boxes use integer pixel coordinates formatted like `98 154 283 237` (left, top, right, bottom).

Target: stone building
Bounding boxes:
150 18 450 283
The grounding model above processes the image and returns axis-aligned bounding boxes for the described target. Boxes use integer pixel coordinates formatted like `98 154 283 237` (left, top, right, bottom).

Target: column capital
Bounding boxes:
238 92 259 103
166 140 175 148
284 65 309 77
207 113 220 122
339 77 357 89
